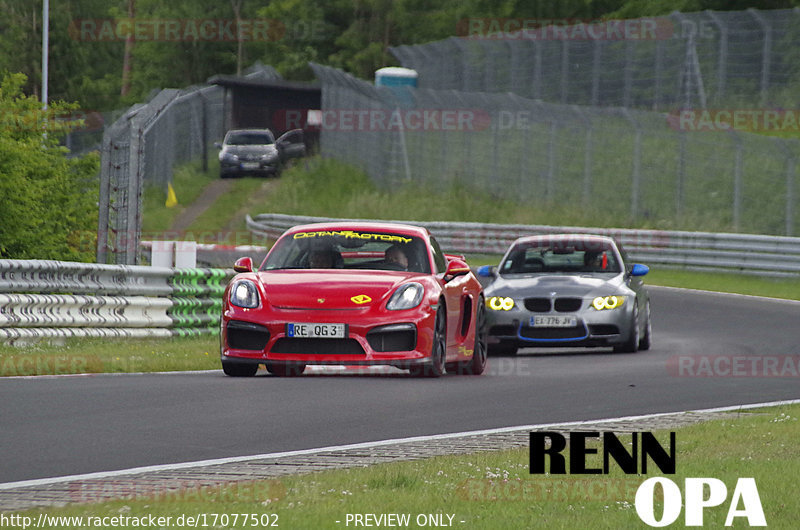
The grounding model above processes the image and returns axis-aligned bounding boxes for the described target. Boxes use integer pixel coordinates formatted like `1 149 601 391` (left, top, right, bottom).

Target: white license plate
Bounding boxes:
287 323 346 338
241 162 260 170
531 316 577 328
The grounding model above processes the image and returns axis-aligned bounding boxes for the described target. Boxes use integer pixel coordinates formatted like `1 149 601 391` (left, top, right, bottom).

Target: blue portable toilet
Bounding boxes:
375 67 419 88
375 67 418 108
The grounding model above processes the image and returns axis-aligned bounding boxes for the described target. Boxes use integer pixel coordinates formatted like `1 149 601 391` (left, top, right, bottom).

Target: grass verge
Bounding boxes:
0 336 219 377
11 404 800 528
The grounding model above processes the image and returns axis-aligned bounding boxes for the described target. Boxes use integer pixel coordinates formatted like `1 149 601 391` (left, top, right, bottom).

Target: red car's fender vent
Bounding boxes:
227 320 270 351
271 338 366 355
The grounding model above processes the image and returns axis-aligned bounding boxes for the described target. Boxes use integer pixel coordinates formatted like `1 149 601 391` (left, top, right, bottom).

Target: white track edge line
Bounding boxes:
2 398 799 491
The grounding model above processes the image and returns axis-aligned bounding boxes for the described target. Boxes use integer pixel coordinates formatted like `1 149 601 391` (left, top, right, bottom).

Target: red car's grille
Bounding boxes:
271 338 366 355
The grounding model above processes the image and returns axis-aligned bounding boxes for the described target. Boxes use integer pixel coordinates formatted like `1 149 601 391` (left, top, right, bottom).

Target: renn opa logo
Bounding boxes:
530 431 766 527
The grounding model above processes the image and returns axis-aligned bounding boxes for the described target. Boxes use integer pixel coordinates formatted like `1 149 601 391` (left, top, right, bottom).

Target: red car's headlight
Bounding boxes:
387 282 424 310
230 280 260 308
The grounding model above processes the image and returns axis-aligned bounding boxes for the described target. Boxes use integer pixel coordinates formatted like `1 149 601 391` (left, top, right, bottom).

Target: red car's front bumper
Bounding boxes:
220 307 437 367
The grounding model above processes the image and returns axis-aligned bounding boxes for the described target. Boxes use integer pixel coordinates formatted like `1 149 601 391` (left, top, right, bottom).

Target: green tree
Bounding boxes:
0 73 100 261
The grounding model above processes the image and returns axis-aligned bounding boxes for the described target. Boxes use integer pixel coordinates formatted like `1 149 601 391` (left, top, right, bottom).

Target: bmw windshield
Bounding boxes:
499 240 621 275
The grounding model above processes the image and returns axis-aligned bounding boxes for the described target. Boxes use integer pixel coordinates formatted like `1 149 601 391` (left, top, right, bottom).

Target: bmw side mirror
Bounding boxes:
630 264 649 277
477 265 496 278
214 141 222 149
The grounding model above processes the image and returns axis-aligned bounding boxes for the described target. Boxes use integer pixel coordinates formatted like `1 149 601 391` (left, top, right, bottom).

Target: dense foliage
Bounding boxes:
0 73 99 261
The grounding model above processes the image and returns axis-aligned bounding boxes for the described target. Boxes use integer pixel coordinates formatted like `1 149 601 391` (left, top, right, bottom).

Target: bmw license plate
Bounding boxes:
531 316 577 328
287 323 346 338
241 162 260 170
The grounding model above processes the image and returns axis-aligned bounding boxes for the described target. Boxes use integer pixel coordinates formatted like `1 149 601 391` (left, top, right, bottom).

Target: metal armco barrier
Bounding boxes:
247 213 800 277
0 260 233 345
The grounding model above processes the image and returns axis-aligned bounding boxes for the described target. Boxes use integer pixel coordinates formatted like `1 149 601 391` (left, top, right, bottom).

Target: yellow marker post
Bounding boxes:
165 182 178 208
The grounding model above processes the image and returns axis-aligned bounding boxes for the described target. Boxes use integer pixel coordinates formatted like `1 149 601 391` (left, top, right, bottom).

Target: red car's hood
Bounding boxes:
256 270 416 310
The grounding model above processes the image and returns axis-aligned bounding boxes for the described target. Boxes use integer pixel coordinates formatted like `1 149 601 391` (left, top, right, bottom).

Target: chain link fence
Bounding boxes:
96 64 282 265
390 8 800 110
311 62 800 237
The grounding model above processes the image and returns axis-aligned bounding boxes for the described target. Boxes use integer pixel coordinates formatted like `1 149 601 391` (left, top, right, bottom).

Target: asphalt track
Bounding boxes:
1 285 799 484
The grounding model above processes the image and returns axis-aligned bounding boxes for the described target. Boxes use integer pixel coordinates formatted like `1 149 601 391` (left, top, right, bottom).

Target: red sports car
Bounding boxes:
220 222 487 377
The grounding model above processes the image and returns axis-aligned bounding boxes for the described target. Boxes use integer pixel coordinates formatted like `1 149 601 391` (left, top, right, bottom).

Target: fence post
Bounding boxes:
591 40 602 106
748 8 772 107
560 40 570 104
676 130 687 218
654 39 664 109
777 137 799 236
622 109 642 219
533 41 542 100
571 105 594 206
729 130 743 231
623 40 633 107
546 120 557 201
706 10 728 105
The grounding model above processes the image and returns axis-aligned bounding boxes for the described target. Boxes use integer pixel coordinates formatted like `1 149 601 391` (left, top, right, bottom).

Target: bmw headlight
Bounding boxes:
487 296 515 311
387 282 424 310
230 280 260 308
592 295 625 310
221 152 239 162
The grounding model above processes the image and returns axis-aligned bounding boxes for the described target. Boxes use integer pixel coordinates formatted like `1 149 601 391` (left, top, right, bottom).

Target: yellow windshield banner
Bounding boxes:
294 230 412 244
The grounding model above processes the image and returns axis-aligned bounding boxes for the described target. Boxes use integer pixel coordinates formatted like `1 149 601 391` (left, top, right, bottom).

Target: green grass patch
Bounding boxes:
645 269 800 300
13 404 800 528
0 336 219 376
142 159 219 234
187 177 273 237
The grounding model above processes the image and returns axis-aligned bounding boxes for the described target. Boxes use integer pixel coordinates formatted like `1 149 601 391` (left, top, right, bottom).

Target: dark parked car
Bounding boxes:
216 128 305 178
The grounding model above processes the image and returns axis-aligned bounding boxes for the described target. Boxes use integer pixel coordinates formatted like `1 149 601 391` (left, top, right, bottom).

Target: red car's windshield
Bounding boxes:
262 230 431 274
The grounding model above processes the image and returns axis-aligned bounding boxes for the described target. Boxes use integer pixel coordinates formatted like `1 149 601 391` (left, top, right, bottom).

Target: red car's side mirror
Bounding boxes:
444 258 471 281
233 257 254 273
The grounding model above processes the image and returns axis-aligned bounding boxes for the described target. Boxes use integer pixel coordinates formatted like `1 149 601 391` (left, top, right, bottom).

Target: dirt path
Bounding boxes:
169 179 233 232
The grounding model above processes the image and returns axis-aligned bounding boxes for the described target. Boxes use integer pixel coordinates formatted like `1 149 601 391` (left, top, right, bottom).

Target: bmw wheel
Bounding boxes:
613 303 640 353
638 300 652 351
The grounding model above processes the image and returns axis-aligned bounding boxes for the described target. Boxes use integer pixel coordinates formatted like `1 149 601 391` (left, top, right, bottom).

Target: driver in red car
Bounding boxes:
384 245 409 270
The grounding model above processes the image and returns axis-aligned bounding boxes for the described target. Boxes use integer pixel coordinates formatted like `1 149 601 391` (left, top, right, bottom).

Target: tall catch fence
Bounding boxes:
390 8 800 110
96 64 282 266
310 63 800 237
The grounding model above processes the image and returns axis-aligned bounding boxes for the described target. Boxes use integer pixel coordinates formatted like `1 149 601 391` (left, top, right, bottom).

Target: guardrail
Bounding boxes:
0 260 233 345
246 213 800 277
